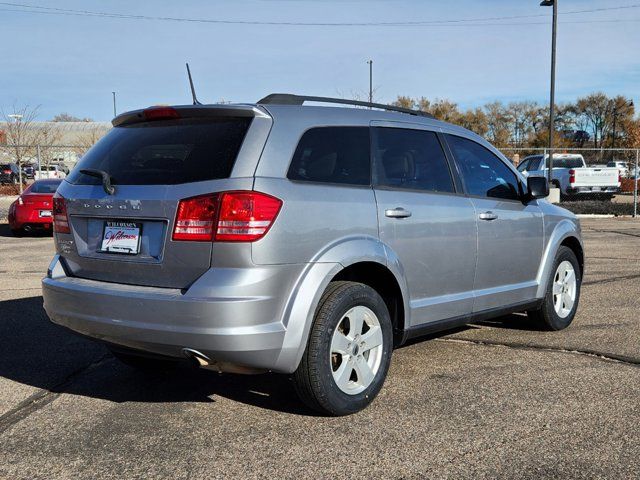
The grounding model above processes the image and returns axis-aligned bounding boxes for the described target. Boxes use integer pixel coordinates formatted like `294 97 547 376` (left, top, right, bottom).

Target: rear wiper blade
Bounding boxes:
80 169 115 195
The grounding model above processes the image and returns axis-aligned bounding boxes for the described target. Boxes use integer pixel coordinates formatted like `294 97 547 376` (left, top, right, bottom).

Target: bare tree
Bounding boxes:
73 125 108 157
1 105 41 192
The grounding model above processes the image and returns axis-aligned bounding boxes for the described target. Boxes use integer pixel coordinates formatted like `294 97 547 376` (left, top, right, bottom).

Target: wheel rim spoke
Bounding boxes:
331 331 351 355
354 358 375 387
348 307 365 337
360 325 383 352
553 282 563 295
333 358 353 390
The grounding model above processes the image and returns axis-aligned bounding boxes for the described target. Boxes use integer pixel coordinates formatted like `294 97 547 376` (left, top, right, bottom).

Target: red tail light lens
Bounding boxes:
172 191 282 242
53 196 70 233
215 192 282 242
2 169 11 174
143 106 180 121
172 194 217 241
568 169 575 184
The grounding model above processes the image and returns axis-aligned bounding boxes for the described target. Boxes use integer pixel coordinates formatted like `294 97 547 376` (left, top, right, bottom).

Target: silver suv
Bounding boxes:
43 94 584 415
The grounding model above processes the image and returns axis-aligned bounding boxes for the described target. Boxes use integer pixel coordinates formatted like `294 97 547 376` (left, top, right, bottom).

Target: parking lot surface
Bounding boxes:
0 218 638 479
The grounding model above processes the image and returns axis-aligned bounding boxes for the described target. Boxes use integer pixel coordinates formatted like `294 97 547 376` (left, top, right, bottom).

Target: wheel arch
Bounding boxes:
536 219 584 298
273 236 409 373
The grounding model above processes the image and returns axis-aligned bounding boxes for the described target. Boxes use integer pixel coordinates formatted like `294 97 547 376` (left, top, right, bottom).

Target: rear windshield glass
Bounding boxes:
30 181 62 193
546 157 584 169
67 117 252 186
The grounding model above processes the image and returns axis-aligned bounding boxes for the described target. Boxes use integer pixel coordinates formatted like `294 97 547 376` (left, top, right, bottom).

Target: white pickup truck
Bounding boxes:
34 165 67 180
518 153 620 200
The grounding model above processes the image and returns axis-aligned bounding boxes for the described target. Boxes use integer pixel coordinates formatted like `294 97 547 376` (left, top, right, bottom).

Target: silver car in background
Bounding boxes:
42 94 584 415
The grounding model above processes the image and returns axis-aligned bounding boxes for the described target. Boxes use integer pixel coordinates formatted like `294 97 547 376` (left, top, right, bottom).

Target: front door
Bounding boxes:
373 126 477 327
445 134 544 312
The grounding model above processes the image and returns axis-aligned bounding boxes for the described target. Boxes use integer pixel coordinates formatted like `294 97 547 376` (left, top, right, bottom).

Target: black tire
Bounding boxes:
292 281 393 416
527 246 581 331
109 348 180 371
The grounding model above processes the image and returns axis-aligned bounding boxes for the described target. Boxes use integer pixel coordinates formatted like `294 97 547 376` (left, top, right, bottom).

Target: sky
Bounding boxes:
1 0 639 121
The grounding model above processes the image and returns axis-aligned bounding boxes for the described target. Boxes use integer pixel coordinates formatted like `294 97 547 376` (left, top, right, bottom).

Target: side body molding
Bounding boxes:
535 218 584 299
273 235 409 373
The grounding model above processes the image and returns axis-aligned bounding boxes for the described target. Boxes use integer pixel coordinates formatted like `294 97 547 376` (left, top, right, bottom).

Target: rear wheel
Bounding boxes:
293 281 393 416
527 246 581 331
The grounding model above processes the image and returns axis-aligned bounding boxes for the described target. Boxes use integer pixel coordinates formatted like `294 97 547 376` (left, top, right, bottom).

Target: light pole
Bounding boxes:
366 60 373 105
112 91 117 117
541 0 557 185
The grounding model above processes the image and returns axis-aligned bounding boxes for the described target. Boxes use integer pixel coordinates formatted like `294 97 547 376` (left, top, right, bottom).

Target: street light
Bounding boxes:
541 0 557 185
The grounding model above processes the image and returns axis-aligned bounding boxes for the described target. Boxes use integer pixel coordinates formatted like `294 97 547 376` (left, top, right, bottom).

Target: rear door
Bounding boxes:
444 134 544 312
54 107 263 289
373 125 477 326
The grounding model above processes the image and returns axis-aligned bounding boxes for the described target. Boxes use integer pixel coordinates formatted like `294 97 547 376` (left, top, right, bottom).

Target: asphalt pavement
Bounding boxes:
0 218 638 479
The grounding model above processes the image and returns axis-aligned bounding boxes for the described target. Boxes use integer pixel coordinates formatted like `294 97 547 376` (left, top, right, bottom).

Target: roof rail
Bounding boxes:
257 93 434 118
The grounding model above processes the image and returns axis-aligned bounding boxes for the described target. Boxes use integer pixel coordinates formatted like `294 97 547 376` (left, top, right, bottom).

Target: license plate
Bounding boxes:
591 186 602 192
100 221 142 255
39 210 52 218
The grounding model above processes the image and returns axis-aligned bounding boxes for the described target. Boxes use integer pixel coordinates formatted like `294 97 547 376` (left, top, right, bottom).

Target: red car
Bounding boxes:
8 179 62 235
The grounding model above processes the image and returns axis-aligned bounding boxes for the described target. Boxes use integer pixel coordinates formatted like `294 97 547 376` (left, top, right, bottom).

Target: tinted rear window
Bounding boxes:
67 117 251 186
287 127 371 186
546 157 584 169
30 181 62 193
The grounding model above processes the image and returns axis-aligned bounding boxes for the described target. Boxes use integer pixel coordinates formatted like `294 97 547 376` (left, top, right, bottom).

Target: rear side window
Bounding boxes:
67 117 251 186
446 135 520 201
373 128 454 193
287 127 370 185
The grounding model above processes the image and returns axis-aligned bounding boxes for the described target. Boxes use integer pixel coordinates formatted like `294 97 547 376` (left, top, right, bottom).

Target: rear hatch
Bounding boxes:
54 105 266 289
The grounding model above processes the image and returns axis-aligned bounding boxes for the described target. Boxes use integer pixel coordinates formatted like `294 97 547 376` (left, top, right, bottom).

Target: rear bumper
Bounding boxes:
566 186 620 195
9 206 53 229
42 255 307 373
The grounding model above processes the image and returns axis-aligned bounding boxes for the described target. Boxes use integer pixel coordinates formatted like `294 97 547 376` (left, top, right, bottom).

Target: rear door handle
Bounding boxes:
385 207 412 219
479 211 498 221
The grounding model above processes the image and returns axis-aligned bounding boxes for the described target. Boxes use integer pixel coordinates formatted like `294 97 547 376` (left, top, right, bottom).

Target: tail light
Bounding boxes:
172 194 217 241
618 171 622 184
568 169 575 184
53 196 70 233
215 191 282 242
172 191 282 242
143 106 180 121
3 169 11 174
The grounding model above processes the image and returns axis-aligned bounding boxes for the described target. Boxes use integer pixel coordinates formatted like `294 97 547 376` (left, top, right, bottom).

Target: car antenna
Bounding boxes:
186 63 202 105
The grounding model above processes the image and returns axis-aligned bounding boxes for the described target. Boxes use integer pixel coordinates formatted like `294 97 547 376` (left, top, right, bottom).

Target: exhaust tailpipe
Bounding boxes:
182 348 212 368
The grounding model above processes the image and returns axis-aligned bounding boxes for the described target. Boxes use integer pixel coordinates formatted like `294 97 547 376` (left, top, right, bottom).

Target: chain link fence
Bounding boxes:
501 147 639 217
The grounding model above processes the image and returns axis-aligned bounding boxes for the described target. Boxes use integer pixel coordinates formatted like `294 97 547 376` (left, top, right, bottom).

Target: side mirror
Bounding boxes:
526 176 549 200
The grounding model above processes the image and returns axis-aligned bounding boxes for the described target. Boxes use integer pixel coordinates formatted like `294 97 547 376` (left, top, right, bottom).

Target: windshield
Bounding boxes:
66 117 252 186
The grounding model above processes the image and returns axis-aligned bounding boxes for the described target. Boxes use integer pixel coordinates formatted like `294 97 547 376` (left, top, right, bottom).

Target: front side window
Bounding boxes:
287 127 370 185
446 135 520 200
517 159 530 172
373 128 454 193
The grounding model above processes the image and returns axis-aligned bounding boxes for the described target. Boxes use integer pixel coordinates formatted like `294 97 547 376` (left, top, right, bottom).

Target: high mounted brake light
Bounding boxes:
143 106 180 121
172 191 282 242
53 196 70 233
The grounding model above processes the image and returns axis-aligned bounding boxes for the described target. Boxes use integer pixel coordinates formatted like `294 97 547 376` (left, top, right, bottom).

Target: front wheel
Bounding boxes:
293 281 393 416
527 246 581 330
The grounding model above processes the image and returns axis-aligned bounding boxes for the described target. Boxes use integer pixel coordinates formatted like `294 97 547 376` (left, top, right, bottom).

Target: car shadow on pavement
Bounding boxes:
472 312 548 332
0 295 313 416
0 223 53 238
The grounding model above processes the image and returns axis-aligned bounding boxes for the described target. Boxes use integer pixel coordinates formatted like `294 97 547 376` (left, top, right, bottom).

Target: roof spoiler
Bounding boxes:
257 93 434 118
